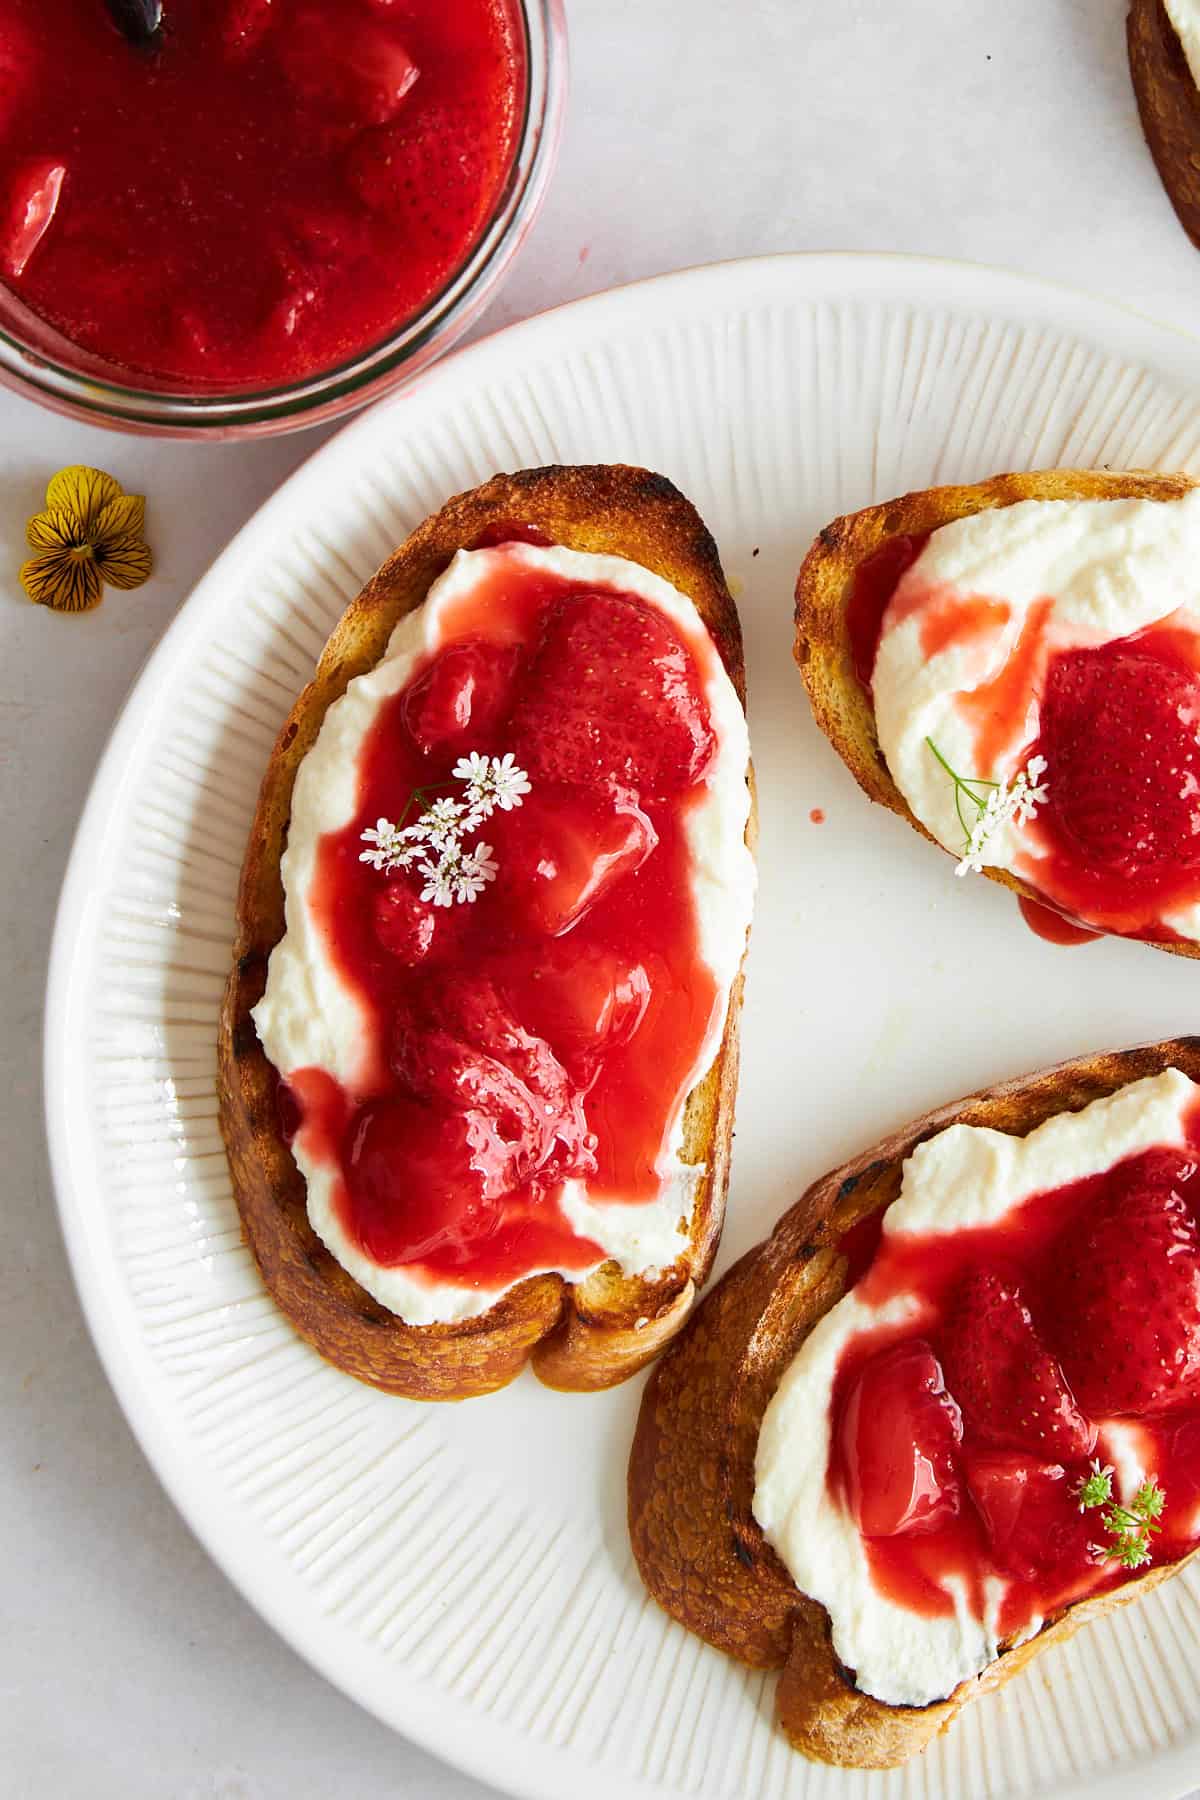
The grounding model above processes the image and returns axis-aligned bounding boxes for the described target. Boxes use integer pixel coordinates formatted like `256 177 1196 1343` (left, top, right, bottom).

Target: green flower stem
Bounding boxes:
925 736 997 847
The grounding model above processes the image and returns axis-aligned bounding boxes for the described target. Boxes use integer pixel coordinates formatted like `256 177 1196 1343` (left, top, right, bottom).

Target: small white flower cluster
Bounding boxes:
359 752 531 907
954 754 1049 879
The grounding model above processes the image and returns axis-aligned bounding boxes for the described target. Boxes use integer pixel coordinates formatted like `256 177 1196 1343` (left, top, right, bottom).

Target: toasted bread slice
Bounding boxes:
793 466 1200 959
1130 0 1200 249
219 464 755 1402
628 1037 1200 1769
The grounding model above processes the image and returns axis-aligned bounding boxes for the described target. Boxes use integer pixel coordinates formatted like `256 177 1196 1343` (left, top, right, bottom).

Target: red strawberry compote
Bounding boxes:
868 492 1200 943
754 1069 1200 1707
252 542 755 1325
0 0 524 388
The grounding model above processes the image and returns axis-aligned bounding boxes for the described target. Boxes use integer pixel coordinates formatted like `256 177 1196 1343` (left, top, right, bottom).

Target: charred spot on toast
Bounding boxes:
631 467 686 508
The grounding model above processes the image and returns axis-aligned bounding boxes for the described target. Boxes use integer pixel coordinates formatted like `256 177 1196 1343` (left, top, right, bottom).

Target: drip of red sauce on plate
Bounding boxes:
0 0 524 387
284 546 727 1294
1017 895 1101 947
829 1109 1200 1638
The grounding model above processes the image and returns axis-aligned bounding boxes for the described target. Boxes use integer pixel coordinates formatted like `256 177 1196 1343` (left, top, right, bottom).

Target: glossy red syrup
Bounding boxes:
1023 623 1200 938
0 0 523 387
286 547 725 1295
917 590 1010 663
471 521 553 550
1017 895 1102 947
844 534 929 689
829 1111 1200 1641
958 595 1053 773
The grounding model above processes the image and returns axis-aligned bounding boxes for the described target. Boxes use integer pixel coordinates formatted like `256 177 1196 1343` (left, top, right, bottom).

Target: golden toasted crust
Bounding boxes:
1130 0 1200 249
218 464 754 1402
629 1037 1200 1768
792 466 1200 959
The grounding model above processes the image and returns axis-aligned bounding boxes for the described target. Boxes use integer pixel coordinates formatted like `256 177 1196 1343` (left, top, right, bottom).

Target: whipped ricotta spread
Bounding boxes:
752 1068 1199 1708
872 490 1200 938
1166 0 1200 90
252 542 755 1326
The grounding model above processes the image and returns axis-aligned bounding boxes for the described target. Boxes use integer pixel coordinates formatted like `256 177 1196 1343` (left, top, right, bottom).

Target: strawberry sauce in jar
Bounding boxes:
0 0 525 388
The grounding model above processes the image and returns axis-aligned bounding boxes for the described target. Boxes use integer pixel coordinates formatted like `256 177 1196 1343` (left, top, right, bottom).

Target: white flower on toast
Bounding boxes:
452 750 532 818
925 739 1050 878
420 796 469 846
454 841 498 903
358 817 426 872
418 846 460 908
360 752 528 904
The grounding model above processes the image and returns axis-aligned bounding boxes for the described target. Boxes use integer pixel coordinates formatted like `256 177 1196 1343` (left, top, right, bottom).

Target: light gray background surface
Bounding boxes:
4 3 1199 1796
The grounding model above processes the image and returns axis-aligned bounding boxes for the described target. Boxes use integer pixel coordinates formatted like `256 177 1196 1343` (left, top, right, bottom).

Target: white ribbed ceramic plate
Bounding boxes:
46 256 1200 1800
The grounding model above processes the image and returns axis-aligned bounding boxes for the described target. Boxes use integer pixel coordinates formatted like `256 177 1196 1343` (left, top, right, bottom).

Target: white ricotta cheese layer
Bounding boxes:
252 543 755 1325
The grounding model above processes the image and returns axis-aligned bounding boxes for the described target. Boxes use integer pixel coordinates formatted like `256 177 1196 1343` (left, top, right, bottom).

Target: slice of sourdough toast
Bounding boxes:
792 466 1200 960
628 1038 1200 1769
219 464 755 1402
1130 0 1200 250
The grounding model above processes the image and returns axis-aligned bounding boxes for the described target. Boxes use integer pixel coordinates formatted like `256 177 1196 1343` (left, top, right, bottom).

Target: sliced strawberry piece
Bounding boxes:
422 973 595 1175
402 641 521 758
501 941 651 1081
344 104 487 237
393 976 595 1187
279 8 419 129
1038 641 1200 881
964 1453 1094 1584
1 159 66 281
1053 1149 1200 1416
836 1339 963 1538
261 242 319 344
495 786 657 937
939 1268 1095 1460
509 591 716 798
393 1025 554 1186
342 1095 501 1265
372 879 438 964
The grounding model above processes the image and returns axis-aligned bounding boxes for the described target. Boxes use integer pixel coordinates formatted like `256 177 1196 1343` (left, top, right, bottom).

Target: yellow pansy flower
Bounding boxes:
21 465 152 613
